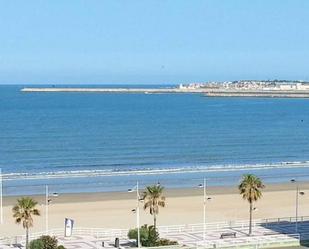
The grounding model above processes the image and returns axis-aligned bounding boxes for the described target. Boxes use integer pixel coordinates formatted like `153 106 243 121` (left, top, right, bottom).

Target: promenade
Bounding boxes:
2 217 308 249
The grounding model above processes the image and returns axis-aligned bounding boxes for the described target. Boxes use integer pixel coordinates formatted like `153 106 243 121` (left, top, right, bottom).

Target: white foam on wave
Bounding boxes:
2 161 309 181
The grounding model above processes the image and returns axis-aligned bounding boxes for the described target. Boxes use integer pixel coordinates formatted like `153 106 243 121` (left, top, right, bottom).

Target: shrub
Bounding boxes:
128 225 161 247
144 226 159 247
29 235 66 249
29 239 44 249
128 224 150 246
40 235 58 249
157 238 178 246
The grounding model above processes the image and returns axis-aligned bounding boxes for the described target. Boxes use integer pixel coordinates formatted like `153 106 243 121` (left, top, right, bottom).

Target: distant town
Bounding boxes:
179 80 309 91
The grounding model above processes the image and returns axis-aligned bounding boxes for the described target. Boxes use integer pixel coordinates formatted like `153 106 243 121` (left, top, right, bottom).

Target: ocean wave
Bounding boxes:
2 161 309 181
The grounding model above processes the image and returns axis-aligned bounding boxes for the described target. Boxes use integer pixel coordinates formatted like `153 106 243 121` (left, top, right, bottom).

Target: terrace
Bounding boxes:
1 216 308 249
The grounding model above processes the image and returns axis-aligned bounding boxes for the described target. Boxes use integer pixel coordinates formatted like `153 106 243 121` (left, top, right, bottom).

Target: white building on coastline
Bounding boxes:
179 80 309 91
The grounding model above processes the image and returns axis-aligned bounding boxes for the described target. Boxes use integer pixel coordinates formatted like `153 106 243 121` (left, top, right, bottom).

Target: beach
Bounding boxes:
1 182 308 237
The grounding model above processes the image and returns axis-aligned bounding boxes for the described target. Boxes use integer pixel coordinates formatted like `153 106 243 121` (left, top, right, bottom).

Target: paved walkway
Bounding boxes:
2 220 309 249
57 236 118 249
160 224 299 247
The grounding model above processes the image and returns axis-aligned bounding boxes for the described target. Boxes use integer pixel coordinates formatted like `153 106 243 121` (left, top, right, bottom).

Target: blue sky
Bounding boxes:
1 0 309 84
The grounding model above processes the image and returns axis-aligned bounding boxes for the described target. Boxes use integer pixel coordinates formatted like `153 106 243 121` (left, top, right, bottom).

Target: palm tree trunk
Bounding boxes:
153 213 157 230
249 202 253 236
26 227 29 249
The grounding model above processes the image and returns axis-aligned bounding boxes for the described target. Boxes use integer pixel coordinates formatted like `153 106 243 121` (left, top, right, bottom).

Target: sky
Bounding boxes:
0 0 309 85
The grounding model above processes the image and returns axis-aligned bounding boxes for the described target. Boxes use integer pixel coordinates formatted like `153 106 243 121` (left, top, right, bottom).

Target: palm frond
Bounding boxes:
12 197 40 230
238 174 265 204
142 184 166 225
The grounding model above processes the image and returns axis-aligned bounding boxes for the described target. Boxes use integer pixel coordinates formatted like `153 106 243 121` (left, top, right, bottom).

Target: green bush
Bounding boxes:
128 225 176 247
128 224 151 246
144 226 159 247
157 238 178 246
29 235 66 249
40 235 58 249
128 225 153 246
29 239 44 249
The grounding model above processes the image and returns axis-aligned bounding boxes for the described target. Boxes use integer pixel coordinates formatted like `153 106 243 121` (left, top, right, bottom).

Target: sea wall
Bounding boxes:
21 87 204 93
21 87 309 98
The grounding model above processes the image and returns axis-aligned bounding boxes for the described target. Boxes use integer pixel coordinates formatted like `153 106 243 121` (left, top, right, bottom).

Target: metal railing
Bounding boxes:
0 228 129 246
194 233 300 249
157 216 309 234
157 220 259 234
262 215 309 225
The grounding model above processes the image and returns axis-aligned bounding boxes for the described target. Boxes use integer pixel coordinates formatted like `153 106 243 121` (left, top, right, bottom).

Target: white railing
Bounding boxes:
263 215 309 225
158 220 262 234
158 216 309 234
194 233 300 249
1 227 129 246
62 227 128 238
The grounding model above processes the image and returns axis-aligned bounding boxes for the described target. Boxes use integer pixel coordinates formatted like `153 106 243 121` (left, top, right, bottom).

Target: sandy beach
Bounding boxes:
1 182 309 237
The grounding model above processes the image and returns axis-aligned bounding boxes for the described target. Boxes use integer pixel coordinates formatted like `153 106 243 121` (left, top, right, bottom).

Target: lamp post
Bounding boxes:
198 178 212 246
0 168 3 224
291 179 305 233
45 185 49 234
45 185 59 234
128 181 141 248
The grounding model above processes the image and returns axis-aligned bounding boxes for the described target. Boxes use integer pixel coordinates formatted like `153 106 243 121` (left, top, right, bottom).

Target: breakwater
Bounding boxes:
21 87 204 93
21 87 309 98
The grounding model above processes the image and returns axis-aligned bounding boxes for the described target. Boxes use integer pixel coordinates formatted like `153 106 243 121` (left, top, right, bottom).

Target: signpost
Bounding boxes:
64 218 74 237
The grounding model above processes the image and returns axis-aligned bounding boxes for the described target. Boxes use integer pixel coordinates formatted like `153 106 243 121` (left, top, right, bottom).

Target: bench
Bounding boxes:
263 232 278 236
220 232 236 239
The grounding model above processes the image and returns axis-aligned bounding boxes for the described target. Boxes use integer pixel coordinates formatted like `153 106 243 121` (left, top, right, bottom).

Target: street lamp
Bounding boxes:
128 181 142 248
45 185 59 234
290 179 305 233
198 178 212 246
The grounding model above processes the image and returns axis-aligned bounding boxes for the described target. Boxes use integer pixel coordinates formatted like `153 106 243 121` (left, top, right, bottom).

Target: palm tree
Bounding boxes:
238 174 265 236
12 197 40 249
142 184 166 230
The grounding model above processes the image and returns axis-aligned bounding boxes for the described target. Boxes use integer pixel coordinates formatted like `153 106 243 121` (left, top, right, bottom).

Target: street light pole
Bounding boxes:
203 178 206 246
136 181 140 249
128 181 141 248
291 179 305 233
198 178 211 246
295 184 299 233
45 185 49 234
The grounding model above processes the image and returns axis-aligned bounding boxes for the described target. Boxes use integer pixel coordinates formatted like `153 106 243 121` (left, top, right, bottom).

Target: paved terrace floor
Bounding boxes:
1 220 309 249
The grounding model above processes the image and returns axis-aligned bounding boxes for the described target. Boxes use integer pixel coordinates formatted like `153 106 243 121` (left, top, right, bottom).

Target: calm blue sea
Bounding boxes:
1 85 309 195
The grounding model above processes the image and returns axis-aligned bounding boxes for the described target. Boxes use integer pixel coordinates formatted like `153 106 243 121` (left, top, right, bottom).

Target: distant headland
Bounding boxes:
21 80 309 98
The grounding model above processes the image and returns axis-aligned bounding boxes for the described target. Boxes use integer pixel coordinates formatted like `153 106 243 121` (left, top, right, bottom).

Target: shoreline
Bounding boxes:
2 181 307 205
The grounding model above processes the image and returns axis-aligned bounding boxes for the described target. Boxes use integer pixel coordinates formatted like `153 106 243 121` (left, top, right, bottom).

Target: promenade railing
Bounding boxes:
195 233 300 249
158 216 309 234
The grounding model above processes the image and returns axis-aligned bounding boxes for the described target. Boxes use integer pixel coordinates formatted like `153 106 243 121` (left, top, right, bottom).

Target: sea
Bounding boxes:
1 85 309 195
